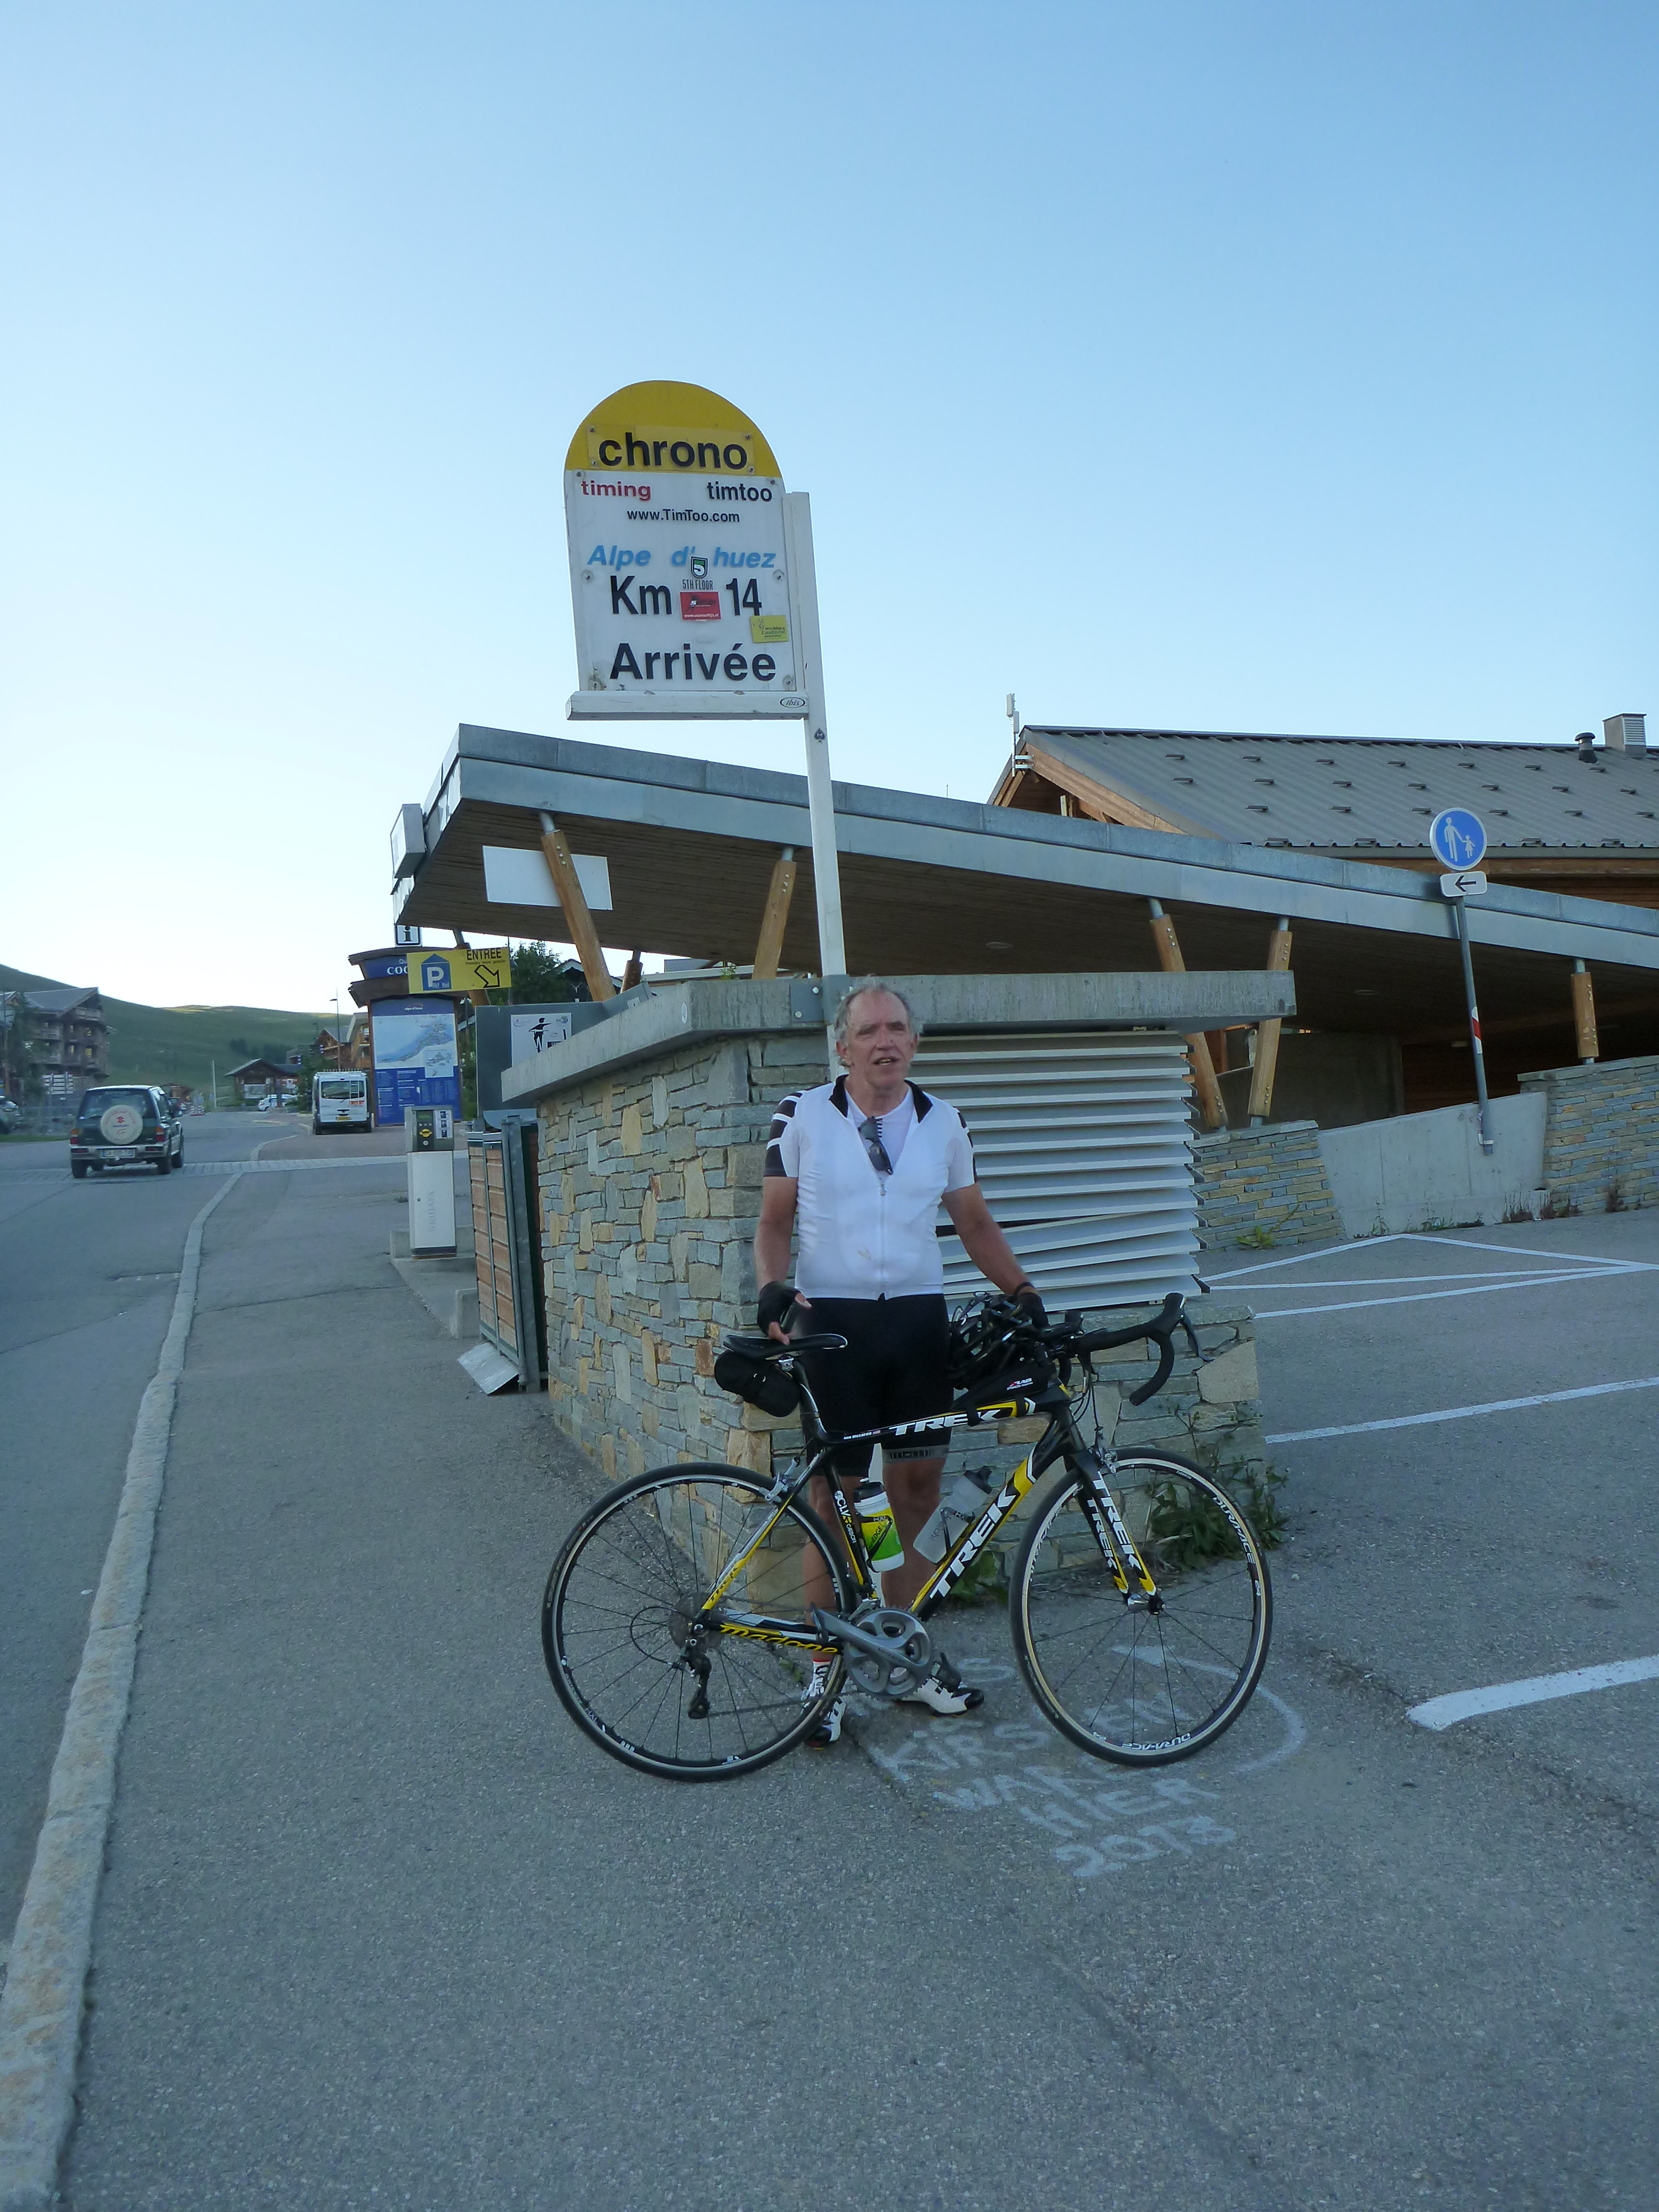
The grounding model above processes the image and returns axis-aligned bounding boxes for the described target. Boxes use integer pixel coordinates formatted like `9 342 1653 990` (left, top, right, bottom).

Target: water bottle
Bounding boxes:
857 1490 905 1573
913 1468 997 1562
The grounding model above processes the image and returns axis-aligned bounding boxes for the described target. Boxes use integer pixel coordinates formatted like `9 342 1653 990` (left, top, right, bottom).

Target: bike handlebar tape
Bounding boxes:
1128 1328 1177 1407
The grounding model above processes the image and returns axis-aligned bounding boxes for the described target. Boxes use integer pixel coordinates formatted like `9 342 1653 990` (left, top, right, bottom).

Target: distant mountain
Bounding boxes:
1 964 329 1094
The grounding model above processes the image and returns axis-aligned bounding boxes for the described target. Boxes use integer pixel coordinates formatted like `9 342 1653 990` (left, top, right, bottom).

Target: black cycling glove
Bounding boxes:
757 1280 797 1333
1014 1284 1048 1329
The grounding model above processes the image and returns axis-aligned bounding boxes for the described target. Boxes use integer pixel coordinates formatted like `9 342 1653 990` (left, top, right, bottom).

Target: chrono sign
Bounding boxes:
564 379 802 718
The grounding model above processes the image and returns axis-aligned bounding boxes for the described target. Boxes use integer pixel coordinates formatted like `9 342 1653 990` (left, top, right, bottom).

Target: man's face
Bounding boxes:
839 991 917 1089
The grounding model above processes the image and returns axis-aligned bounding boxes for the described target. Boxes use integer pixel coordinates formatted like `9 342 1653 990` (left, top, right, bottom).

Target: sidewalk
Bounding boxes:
65 1152 1261 2212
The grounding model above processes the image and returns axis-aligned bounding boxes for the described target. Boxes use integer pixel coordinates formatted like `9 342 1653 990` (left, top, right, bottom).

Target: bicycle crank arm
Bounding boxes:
810 1607 933 1693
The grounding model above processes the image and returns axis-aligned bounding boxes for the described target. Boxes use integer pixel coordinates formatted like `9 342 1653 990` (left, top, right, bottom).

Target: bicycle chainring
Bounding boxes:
843 1605 933 1698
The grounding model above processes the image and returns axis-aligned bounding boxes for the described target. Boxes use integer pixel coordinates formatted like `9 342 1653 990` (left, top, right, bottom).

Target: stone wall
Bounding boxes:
534 1032 1269 1537
1518 1053 1659 1213
1194 1121 1344 1250
535 1035 826 1479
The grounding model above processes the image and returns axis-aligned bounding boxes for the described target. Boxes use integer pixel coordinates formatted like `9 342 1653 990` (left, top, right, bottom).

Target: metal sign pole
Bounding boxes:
782 491 846 1063
1453 898 1495 1154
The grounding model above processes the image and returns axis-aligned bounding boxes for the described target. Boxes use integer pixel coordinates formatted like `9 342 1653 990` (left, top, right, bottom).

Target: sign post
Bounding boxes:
561 380 847 1006
1430 808 1494 1155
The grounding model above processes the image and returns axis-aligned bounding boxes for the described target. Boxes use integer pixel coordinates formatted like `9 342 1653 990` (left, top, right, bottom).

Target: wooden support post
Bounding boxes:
1247 918 1293 1125
752 847 797 982
1572 959 1599 1064
1147 899 1225 1130
536 812 613 1001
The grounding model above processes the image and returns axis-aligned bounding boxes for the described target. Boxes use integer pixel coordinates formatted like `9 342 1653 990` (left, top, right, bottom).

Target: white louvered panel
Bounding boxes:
911 1031 1199 1308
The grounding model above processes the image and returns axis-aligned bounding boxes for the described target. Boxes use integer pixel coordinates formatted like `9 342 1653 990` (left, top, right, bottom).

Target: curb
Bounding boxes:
0 1172 243 2209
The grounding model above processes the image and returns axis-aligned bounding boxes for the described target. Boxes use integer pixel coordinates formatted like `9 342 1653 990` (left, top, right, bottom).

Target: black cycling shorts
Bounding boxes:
795 1293 952 1479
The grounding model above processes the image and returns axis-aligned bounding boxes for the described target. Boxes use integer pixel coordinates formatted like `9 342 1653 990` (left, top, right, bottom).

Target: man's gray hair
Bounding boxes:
832 980 923 1051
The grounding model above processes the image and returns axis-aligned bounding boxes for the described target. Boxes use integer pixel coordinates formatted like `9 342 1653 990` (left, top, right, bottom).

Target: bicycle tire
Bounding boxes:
542 1463 852 1780
1012 1450 1272 1765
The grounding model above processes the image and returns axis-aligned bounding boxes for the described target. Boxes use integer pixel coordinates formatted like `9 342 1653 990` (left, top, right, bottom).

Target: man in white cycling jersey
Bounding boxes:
754 982 1045 1745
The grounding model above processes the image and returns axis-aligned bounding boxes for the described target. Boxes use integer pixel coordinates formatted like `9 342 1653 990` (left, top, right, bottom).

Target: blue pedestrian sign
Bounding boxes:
1428 807 1486 870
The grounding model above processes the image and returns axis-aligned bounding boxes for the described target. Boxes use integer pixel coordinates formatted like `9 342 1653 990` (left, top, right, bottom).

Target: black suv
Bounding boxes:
70 1087 186 1177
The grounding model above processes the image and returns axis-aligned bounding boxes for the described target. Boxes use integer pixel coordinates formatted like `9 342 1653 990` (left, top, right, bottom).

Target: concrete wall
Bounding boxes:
1194 1123 1344 1249
1518 1053 1659 1213
1217 1031 1405 1133
1317 1092 1547 1236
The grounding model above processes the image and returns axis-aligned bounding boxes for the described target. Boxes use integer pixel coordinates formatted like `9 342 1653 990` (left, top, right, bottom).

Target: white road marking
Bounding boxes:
1408 1656 1659 1731
1252 1269 1642 1320
1211 1232 1646 1280
1267 1371 1659 1443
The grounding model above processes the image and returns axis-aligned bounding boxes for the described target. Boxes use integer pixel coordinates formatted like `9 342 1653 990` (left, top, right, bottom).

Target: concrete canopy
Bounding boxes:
393 725 1659 1058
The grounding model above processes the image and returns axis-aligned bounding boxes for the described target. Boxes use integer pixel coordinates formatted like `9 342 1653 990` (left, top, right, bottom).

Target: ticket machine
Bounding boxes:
404 1104 456 1256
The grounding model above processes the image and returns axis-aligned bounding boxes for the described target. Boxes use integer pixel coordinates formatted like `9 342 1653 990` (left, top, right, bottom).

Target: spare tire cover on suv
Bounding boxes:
98 1101 145 1144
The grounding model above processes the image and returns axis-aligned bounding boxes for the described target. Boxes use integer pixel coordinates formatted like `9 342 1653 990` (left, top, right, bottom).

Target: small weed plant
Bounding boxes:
1147 1462 1288 1568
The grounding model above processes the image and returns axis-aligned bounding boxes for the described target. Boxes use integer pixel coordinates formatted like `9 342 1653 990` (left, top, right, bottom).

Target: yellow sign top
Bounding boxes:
565 380 781 478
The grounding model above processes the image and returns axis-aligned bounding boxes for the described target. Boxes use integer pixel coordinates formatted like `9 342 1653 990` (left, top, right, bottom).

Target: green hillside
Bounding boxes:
2 964 330 1095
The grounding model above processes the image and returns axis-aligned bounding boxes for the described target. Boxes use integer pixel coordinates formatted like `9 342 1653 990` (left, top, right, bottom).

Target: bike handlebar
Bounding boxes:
1044 1291 1186 1407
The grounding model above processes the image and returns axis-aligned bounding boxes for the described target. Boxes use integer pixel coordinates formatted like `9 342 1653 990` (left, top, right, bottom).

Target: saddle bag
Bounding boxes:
713 1341 802 1419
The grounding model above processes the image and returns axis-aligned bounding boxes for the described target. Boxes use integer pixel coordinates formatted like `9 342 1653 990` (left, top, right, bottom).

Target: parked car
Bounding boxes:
69 1086 186 1177
0 1097 21 1135
257 1093 283 1114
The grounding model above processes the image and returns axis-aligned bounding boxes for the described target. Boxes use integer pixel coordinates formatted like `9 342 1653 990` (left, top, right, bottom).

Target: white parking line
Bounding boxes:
1266 1370 1659 1443
1252 1268 1644 1320
1211 1232 1647 1281
1408 1656 1659 1731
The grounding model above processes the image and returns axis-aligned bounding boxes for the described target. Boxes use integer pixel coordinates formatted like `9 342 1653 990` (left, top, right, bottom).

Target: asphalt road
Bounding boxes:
0 1110 397 1937
47 1186 1658 2208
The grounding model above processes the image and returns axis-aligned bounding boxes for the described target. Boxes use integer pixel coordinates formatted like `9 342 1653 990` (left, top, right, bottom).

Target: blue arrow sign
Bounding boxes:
1428 807 1486 870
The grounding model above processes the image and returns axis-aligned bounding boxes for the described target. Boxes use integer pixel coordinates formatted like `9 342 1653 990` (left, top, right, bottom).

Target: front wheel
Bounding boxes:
1012 1451 1272 1765
542 1464 851 1780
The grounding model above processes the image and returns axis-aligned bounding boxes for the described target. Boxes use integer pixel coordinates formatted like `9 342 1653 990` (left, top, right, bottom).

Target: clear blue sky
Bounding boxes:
2 2 1652 1012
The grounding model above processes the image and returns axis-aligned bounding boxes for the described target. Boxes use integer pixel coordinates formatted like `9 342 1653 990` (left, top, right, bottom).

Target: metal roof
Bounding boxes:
20 987 101 1013
391 727 1659 1063
1008 729 1659 857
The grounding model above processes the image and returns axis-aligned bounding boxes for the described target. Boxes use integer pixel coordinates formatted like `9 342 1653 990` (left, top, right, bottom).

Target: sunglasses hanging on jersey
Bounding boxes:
857 1115 894 1176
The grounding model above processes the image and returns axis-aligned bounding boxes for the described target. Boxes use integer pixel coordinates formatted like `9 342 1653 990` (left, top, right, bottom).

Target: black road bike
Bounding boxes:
541 1294 1272 1781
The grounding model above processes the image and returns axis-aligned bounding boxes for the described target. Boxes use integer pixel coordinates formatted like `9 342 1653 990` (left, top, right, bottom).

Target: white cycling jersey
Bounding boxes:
764 1076 975 1300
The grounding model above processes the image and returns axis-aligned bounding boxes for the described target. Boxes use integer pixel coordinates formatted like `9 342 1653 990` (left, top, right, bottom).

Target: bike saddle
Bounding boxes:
721 1331 849 1358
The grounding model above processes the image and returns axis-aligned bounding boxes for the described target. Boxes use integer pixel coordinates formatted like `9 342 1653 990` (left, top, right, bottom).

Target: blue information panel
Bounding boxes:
369 995 461 1127
1428 808 1486 870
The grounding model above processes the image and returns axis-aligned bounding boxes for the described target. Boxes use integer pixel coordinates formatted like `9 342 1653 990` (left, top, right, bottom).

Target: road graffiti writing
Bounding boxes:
854 1661 1306 1879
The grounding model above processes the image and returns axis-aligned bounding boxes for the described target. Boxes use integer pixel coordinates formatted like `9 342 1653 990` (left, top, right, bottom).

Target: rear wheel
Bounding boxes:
1013 1451 1271 1765
543 1465 851 1780
70 1161 87 1180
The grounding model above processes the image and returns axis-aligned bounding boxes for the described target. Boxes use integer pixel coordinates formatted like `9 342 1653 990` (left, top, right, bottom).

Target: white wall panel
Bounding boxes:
914 1031 1199 1308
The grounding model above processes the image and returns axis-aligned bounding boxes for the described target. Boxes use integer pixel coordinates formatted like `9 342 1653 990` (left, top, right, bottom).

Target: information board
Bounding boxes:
564 381 803 717
369 996 461 1125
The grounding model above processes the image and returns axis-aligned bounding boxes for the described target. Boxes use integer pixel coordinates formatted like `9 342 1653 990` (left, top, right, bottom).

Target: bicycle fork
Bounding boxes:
1073 1447 1161 1607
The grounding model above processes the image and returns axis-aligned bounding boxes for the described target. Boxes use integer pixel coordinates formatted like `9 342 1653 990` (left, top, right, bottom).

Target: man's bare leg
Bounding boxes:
872 1452 946 1612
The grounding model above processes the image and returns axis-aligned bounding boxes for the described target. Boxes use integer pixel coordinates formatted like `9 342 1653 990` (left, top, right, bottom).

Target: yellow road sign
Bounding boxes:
411 946 512 994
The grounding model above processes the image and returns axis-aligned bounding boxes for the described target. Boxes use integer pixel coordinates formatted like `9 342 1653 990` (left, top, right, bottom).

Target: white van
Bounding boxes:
312 1071 371 1134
